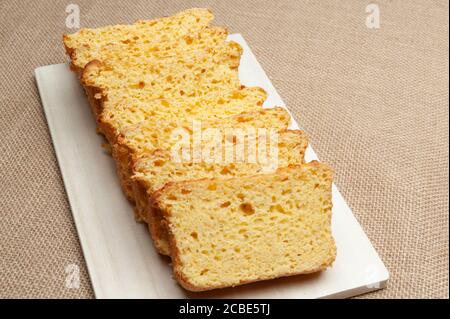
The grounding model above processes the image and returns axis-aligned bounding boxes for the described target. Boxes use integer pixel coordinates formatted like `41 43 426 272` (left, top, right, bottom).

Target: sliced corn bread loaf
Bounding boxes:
153 162 336 291
80 39 246 202
63 8 214 72
115 107 287 213
134 129 308 255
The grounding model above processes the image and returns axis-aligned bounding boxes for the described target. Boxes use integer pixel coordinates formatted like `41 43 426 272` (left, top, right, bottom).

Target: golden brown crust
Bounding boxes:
83 86 105 121
79 59 140 202
175 263 333 292
80 59 103 87
148 204 172 254
62 34 81 73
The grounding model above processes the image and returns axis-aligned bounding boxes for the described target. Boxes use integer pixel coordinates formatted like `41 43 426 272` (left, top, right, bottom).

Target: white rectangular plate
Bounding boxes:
35 34 388 299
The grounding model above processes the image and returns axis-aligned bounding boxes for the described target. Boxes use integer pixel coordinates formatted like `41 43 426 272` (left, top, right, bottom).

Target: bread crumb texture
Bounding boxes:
156 163 336 291
63 8 215 70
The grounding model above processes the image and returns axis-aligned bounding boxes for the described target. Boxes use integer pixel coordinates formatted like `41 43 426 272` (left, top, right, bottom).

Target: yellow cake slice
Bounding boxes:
133 128 308 255
153 162 336 291
63 8 215 72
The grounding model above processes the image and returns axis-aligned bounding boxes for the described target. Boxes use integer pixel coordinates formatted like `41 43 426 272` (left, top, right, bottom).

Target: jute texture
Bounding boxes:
0 0 448 298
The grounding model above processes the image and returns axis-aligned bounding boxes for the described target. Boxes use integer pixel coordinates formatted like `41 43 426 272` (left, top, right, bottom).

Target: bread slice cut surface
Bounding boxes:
154 162 336 291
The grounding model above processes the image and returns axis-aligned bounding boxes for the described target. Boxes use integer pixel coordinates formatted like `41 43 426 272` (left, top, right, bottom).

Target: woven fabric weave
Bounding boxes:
0 0 448 298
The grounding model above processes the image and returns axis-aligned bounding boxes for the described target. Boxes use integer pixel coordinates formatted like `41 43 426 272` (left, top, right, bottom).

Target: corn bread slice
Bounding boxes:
63 8 214 72
99 85 264 146
153 162 336 291
74 26 229 71
119 107 289 156
81 40 242 122
81 40 242 91
115 107 287 214
134 129 308 255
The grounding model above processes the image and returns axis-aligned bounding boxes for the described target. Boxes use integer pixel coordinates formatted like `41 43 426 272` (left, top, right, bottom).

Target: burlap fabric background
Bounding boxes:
0 0 448 299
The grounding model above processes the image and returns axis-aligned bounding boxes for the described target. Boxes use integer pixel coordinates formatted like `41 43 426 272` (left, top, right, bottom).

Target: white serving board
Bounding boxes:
35 34 388 299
